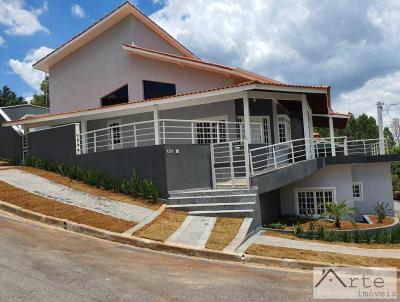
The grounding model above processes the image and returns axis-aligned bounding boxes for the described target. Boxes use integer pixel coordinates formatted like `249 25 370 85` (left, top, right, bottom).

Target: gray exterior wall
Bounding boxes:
280 165 354 216
279 163 395 221
259 189 281 225
351 162 395 219
49 15 237 114
27 124 212 198
0 116 21 160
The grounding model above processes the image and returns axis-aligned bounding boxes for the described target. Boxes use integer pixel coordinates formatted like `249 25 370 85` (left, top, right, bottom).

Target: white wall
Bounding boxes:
279 163 395 220
280 165 353 216
49 15 237 114
351 162 394 219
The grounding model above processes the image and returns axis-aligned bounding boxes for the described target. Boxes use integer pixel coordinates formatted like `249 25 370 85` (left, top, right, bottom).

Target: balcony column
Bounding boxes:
272 99 279 144
301 94 311 159
243 91 252 144
329 116 336 156
377 101 385 155
153 105 160 145
80 118 87 153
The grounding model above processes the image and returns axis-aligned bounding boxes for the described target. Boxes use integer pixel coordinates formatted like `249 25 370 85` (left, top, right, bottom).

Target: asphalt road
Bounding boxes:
0 211 315 302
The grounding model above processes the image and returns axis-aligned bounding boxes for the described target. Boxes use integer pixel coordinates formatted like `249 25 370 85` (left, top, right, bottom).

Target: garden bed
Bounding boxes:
0 180 135 233
246 244 400 268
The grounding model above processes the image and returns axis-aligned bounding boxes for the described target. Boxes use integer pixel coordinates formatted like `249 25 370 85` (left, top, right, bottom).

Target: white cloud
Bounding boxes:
337 72 400 125
150 0 400 116
0 0 49 36
71 4 85 19
8 46 54 92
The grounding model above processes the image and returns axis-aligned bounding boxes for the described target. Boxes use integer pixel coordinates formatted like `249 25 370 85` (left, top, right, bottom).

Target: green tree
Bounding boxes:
31 76 49 108
0 86 26 107
323 201 354 228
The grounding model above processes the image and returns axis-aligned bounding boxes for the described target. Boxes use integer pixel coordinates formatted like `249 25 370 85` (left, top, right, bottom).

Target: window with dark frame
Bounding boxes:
101 85 129 107
143 80 176 100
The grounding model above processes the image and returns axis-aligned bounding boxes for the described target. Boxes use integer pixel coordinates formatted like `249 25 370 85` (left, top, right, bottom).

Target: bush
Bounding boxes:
374 202 391 223
293 224 304 237
22 157 160 202
267 222 287 230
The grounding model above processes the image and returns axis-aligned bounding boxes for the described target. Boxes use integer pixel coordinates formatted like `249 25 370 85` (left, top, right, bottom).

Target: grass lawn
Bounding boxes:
17 166 160 210
0 180 136 233
246 244 400 268
205 217 243 250
264 231 400 249
134 209 187 242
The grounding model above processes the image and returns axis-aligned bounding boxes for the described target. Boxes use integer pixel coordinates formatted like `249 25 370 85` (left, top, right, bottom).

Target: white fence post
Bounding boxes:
133 124 137 147
273 145 277 169
291 141 295 163
162 121 166 144
229 142 235 188
344 137 348 155
93 132 97 153
244 141 250 188
74 123 82 155
191 122 195 144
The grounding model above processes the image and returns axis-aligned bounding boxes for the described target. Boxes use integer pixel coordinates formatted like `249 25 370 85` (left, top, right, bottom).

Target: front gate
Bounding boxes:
210 140 250 189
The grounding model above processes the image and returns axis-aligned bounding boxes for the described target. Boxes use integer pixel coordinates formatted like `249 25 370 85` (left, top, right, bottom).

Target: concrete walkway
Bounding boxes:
166 215 217 248
0 169 155 222
248 234 400 259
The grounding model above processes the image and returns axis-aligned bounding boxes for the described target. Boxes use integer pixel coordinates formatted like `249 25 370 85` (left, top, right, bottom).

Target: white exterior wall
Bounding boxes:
279 163 395 220
351 162 394 219
280 165 354 216
49 15 237 114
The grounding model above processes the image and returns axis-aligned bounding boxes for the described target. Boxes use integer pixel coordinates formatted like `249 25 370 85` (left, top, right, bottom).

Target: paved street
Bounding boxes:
0 211 316 302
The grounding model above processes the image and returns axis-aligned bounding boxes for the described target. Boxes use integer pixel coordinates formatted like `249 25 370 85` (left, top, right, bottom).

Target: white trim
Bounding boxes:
294 187 337 216
277 114 291 143
0 108 23 135
34 2 198 72
106 119 123 150
352 182 363 201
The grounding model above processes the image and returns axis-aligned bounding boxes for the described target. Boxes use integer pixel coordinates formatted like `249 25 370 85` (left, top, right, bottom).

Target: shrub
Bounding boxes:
322 201 353 228
374 202 391 223
267 222 287 230
293 224 304 237
22 157 160 202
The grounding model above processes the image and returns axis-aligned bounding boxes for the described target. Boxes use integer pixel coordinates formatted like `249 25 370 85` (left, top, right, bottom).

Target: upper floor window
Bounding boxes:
143 80 176 100
101 85 128 107
277 114 291 143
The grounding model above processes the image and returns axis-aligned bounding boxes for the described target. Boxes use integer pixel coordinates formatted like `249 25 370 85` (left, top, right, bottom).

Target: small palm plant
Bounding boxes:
374 202 391 223
323 201 353 228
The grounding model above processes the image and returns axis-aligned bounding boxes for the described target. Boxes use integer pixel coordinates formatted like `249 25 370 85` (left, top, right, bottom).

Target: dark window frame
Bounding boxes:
142 80 176 100
100 84 129 107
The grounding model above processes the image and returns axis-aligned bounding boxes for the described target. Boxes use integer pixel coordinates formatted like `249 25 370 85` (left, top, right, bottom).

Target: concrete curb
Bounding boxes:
2 200 397 272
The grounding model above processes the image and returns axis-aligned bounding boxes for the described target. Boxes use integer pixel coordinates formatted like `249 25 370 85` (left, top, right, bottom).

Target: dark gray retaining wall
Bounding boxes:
27 124 212 198
0 116 21 160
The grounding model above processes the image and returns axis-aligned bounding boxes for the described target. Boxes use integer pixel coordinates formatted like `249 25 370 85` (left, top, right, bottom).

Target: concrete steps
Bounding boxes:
167 188 258 218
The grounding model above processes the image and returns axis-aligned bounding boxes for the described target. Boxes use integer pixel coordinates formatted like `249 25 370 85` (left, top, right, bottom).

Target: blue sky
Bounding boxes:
1 0 400 122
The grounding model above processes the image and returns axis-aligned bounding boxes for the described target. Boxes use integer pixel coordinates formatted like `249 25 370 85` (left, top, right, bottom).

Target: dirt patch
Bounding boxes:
264 231 400 249
0 180 135 233
134 209 187 242
246 244 400 268
206 217 243 250
285 217 395 231
17 166 160 210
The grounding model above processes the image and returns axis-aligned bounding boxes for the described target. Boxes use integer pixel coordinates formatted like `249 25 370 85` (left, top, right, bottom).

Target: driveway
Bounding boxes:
0 211 316 302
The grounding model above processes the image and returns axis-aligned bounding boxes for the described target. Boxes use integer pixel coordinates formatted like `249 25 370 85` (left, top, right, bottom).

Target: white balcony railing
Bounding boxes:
77 119 263 154
249 137 388 176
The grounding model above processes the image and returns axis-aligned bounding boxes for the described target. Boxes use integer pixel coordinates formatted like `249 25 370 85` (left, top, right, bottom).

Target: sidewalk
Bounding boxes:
246 234 400 259
0 169 155 223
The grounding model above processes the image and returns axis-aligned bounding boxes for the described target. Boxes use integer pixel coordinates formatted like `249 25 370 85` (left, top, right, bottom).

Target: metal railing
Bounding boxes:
249 138 311 176
210 140 250 189
249 137 388 177
77 118 263 154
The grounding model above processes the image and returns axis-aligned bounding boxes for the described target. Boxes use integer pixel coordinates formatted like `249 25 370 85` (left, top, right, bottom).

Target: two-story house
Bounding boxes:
4 2 397 228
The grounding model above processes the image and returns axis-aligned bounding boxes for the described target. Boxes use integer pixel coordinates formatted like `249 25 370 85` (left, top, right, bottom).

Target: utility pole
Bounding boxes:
377 101 385 155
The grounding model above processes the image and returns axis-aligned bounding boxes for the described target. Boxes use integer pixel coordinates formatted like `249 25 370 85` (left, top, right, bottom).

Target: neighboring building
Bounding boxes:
2 2 397 228
0 105 49 160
